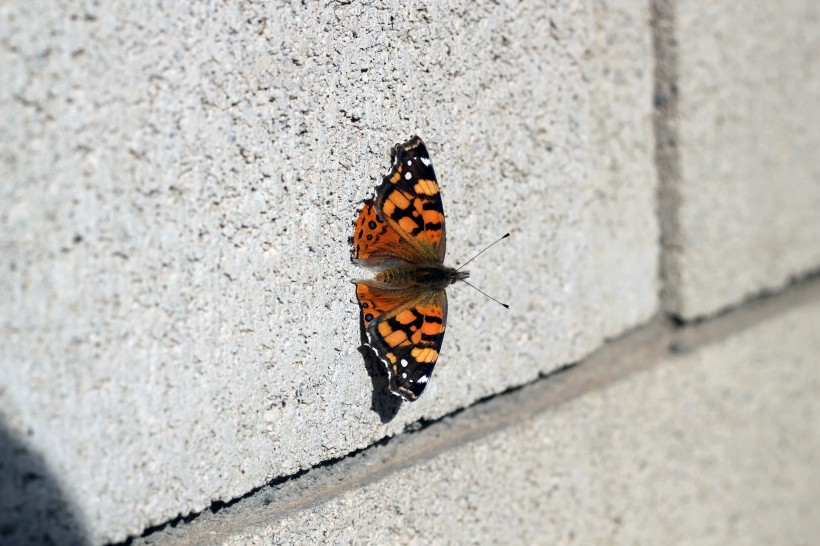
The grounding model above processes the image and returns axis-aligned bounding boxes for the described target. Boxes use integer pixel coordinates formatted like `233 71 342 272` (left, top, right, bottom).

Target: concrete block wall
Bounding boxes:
657 0 820 319
1 1 817 544
136 287 820 545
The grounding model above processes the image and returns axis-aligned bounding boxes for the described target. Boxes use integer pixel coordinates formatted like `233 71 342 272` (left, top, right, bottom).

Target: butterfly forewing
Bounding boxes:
373 136 446 262
350 200 411 264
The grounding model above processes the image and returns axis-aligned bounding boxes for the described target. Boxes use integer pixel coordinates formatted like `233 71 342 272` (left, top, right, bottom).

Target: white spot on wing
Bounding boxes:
401 359 408 367
417 375 429 384
406 160 412 166
402 372 407 379
404 171 412 180
421 157 431 167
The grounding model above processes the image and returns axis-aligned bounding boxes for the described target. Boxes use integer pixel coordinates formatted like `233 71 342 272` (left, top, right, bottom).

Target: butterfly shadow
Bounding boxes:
0 418 88 544
358 319 402 423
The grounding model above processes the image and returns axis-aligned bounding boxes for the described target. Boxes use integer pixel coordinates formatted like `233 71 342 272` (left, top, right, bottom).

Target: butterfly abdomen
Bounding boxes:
375 265 469 289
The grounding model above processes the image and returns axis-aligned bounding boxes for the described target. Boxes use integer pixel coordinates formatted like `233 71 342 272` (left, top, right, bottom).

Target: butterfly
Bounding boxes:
350 136 468 402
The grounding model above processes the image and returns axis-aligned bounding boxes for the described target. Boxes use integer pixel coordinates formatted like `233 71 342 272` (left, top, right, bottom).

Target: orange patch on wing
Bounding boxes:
414 179 439 196
388 190 411 210
395 309 417 324
416 305 443 319
398 216 419 234
390 165 403 183
421 320 443 336
382 200 395 216
422 209 443 227
356 283 407 327
352 202 403 261
384 329 409 347
411 347 439 363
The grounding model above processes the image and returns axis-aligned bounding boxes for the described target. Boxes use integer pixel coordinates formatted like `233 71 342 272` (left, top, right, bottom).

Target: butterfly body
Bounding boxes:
374 264 468 289
351 136 463 402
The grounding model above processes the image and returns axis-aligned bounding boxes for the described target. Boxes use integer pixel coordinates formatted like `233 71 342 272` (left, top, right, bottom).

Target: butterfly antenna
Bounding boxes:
462 279 510 309
456 233 511 309
456 232 510 271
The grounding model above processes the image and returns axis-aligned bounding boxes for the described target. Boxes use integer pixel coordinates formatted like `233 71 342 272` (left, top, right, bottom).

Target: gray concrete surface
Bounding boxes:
659 0 820 319
138 283 820 545
0 1 657 543
588 0 658 338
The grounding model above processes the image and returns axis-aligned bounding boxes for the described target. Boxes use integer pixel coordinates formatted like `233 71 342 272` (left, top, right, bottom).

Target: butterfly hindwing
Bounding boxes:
355 282 447 401
355 282 413 329
374 136 446 262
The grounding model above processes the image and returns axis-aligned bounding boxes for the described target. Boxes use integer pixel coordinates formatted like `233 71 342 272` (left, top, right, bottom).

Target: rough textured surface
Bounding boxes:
588 0 657 337
660 0 820 319
0 1 656 543
141 290 820 545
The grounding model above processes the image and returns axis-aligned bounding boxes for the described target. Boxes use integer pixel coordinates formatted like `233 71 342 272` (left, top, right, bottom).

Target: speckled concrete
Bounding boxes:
658 0 820 319
0 1 656 543
137 285 820 545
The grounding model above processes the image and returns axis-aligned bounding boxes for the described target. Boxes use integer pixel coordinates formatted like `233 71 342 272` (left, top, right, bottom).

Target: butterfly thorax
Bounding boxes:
375 264 469 289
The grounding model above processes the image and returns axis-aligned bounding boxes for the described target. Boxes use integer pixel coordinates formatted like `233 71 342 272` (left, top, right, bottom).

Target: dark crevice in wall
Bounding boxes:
117 437 394 545
669 269 820 330
667 265 820 327
651 0 684 317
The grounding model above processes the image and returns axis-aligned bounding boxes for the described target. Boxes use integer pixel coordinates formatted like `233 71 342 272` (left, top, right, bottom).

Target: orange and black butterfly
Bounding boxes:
350 136 468 401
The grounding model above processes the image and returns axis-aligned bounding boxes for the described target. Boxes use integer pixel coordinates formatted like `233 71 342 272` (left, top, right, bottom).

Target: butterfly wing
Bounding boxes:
350 199 415 265
373 136 446 263
351 136 452 401
356 282 447 401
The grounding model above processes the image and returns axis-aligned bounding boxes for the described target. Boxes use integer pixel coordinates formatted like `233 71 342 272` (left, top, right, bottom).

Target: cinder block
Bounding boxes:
0 1 656 542
659 1 820 319
588 0 658 337
141 292 820 545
